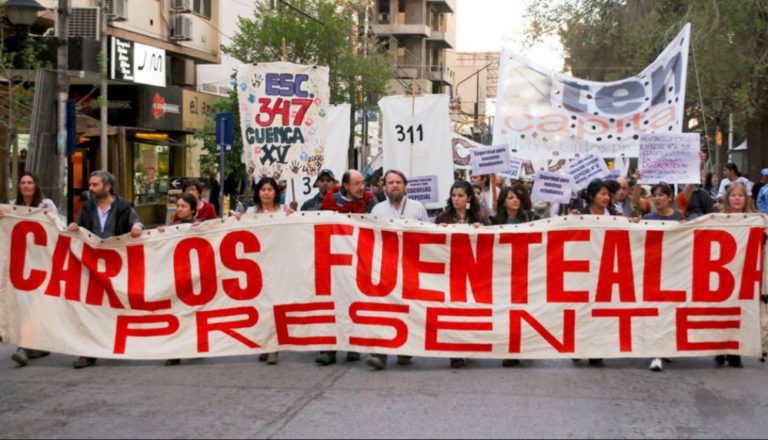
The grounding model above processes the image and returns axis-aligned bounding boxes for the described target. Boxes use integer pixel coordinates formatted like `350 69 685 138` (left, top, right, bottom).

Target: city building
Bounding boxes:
450 51 498 142
2 0 223 224
370 0 456 96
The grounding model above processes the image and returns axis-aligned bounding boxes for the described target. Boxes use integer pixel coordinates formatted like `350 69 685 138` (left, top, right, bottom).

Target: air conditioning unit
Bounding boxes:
170 0 192 13
68 7 100 40
171 15 193 41
105 0 127 21
378 13 389 22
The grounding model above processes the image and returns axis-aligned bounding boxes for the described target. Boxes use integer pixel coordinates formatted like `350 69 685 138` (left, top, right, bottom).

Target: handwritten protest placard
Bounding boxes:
237 63 329 182
567 154 610 190
470 145 511 176
531 171 574 204
638 133 700 184
406 175 438 204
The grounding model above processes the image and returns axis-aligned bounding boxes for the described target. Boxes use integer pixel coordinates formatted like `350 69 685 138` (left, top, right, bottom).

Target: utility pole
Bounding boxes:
56 0 70 211
100 0 108 170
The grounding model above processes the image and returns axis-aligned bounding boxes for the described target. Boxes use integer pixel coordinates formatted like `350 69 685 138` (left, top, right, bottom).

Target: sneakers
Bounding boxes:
450 358 465 368
502 359 520 368
396 355 413 366
73 357 97 369
164 359 181 366
714 355 727 366
649 358 663 372
11 349 28 367
266 352 279 365
346 352 360 362
315 352 336 366
727 355 742 368
366 355 386 370
258 353 269 362
588 358 604 366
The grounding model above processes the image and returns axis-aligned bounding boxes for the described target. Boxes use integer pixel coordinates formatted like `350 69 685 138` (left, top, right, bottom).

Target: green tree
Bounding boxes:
196 0 394 185
526 0 768 178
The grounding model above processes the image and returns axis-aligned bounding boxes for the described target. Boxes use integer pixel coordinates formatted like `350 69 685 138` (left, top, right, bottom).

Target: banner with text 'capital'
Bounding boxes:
493 24 690 160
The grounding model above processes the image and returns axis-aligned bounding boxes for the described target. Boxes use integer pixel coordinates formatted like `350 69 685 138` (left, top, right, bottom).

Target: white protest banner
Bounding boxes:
495 24 690 159
568 154 610 190
379 94 453 210
499 157 524 180
406 175 438 205
470 144 511 176
285 104 351 209
237 62 330 182
638 133 700 184
2 208 764 360
532 171 575 204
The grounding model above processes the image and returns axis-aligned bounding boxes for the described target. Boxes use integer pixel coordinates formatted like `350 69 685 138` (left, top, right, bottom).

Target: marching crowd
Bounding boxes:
1 147 765 372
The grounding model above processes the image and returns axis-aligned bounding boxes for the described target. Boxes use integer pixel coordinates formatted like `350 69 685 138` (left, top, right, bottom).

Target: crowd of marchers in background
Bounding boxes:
1 145 765 372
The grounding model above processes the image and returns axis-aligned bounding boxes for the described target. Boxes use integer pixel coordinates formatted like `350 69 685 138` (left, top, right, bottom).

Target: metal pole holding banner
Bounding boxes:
215 112 234 216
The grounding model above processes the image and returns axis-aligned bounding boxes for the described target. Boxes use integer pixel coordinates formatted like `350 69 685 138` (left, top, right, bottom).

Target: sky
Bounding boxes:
455 0 564 71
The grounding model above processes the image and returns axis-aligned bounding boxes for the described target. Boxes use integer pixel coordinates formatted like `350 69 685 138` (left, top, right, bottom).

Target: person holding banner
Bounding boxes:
315 169 374 366
576 179 620 217
67 170 144 369
492 186 538 225
173 179 217 222
0 172 58 367
366 169 429 371
435 180 490 369
714 182 758 368
244 177 295 216
159 192 201 367
643 183 682 221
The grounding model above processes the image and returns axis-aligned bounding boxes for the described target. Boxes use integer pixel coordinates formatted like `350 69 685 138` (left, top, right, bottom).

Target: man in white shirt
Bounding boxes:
717 162 740 199
367 170 428 370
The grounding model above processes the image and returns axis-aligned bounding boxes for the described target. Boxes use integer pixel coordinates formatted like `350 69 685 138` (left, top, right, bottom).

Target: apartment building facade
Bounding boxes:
10 0 223 223
370 0 456 96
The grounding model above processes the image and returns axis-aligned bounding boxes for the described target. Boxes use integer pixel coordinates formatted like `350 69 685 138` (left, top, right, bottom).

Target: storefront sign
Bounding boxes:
139 86 183 131
183 90 222 132
109 37 166 87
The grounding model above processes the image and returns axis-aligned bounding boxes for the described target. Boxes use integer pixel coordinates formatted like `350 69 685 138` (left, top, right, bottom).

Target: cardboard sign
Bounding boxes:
531 171 574 204
406 175 438 204
568 154 610 190
638 133 700 184
470 145 511 176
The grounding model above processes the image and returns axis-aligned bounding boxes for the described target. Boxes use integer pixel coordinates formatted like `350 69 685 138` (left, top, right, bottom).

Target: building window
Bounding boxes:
133 144 170 206
193 0 211 19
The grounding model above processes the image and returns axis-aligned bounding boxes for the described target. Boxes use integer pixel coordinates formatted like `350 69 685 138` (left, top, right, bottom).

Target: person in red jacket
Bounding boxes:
173 178 217 222
320 169 377 213
315 169 375 366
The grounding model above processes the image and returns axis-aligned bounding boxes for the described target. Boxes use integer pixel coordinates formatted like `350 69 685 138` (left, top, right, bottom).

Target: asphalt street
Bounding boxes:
0 345 767 439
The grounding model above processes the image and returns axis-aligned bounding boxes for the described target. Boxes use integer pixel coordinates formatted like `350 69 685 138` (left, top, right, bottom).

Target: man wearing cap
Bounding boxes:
366 169 429 370
301 169 335 211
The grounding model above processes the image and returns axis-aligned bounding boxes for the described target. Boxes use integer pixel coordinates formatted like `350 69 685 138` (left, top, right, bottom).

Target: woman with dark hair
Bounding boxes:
578 179 620 216
436 181 488 226
160 192 200 367
174 178 216 221
493 186 537 225
245 177 295 215
0 172 59 366
435 181 489 368
644 183 682 221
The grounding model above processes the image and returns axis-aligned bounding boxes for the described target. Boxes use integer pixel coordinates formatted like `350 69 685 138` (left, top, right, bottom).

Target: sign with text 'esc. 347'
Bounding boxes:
236 63 330 181
469 144 511 176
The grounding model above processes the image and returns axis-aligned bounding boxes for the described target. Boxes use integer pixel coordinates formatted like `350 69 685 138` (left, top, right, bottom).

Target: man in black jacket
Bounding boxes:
67 170 143 368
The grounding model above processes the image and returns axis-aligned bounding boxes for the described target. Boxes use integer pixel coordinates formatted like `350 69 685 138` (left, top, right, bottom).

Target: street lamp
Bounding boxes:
2 0 45 27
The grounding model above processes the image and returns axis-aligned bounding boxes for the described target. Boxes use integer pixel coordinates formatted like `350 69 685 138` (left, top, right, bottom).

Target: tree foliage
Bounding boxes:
525 0 768 149
196 0 394 182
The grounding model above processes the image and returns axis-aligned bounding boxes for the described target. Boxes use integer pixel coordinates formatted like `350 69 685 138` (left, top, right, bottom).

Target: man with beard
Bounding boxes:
314 169 376 366
366 169 429 370
67 170 144 369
